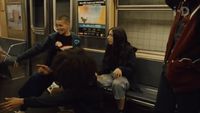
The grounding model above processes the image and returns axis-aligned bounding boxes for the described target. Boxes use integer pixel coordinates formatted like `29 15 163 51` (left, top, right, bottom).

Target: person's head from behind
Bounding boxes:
55 15 70 35
107 27 129 48
165 0 198 10
51 48 97 89
165 0 181 10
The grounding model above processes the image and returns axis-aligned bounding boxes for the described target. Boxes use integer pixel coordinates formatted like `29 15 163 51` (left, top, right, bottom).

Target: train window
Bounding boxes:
31 0 44 27
116 0 173 61
53 0 72 32
118 0 165 5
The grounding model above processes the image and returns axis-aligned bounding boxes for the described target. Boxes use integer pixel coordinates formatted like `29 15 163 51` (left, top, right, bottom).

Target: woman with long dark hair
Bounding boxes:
97 27 137 113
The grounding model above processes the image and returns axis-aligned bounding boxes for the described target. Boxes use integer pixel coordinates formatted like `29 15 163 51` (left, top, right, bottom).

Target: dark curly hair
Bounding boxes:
51 48 97 89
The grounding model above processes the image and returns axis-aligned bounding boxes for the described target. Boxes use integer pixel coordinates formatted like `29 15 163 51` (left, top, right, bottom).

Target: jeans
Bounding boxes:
97 74 129 100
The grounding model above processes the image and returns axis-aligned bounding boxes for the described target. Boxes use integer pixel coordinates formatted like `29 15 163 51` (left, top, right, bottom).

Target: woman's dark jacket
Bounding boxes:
99 44 138 90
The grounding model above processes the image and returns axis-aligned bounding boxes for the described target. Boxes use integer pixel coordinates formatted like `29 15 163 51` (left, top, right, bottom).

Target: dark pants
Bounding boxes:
0 63 11 79
176 89 200 113
18 72 54 110
154 70 200 113
154 72 176 113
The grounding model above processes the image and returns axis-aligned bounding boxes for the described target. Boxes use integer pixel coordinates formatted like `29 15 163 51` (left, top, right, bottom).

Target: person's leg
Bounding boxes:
18 72 54 111
97 74 113 87
154 73 176 113
0 62 11 79
19 72 54 97
112 77 129 113
176 89 200 113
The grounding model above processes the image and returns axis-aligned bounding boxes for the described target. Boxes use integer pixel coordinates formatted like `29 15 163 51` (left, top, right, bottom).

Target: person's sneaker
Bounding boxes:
14 110 26 113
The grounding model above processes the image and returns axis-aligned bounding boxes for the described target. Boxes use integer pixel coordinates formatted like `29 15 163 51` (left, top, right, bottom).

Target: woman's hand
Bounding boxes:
113 68 122 78
0 97 24 112
36 64 52 75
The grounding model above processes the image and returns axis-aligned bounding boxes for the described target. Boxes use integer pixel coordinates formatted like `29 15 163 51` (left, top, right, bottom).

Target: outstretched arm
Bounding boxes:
0 90 75 112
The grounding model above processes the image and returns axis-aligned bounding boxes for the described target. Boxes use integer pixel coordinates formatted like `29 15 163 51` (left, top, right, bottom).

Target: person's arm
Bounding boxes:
118 51 136 78
0 90 75 112
16 34 55 62
23 90 74 108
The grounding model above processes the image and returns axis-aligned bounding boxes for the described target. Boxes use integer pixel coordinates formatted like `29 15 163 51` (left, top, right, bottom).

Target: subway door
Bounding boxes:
1 0 29 78
30 0 72 45
29 0 51 73
29 0 72 73
29 0 51 44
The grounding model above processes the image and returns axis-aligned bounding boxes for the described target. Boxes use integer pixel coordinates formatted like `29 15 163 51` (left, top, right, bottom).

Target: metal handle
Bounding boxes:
29 0 34 30
44 0 47 29
53 0 57 31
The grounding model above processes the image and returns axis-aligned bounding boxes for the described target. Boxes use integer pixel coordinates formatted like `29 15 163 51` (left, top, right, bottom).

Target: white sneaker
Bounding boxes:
47 82 60 93
14 110 26 113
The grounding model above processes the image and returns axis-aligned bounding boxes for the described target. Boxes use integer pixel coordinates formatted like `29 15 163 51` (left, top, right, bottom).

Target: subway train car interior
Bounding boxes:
1 0 200 113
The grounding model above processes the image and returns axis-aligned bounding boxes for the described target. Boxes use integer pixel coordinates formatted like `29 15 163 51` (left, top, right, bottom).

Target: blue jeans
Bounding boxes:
97 74 129 100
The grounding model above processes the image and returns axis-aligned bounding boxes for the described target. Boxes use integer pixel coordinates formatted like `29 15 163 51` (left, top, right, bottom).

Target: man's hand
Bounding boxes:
0 97 24 112
36 64 52 75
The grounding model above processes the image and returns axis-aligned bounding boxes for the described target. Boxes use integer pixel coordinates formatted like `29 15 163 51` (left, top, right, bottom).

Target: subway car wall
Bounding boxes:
0 0 174 112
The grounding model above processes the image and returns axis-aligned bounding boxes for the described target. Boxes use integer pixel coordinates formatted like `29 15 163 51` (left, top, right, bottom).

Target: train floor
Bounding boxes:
0 76 154 113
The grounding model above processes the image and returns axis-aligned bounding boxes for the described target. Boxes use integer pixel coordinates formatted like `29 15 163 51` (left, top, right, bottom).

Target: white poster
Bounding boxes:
7 4 22 30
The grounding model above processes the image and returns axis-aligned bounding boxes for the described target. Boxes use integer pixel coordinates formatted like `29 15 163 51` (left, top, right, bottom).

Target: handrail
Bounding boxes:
4 42 26 62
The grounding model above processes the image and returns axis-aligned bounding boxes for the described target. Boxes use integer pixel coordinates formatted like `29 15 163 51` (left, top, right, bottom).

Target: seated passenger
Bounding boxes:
97 27 138 113
0 48 104 113
15 15 80 111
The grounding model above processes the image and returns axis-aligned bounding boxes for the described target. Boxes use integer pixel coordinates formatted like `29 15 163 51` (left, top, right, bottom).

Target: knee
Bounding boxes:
112 79 124 89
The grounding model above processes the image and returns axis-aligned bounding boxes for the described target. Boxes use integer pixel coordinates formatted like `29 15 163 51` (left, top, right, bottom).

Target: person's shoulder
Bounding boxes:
71 33 81 45
125 44 137 53
48 32 59 38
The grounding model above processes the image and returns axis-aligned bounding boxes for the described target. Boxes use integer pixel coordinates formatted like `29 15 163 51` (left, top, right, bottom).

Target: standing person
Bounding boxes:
15 15 80 112
0 48 104 113
155 0 200 113
97 27 138 113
